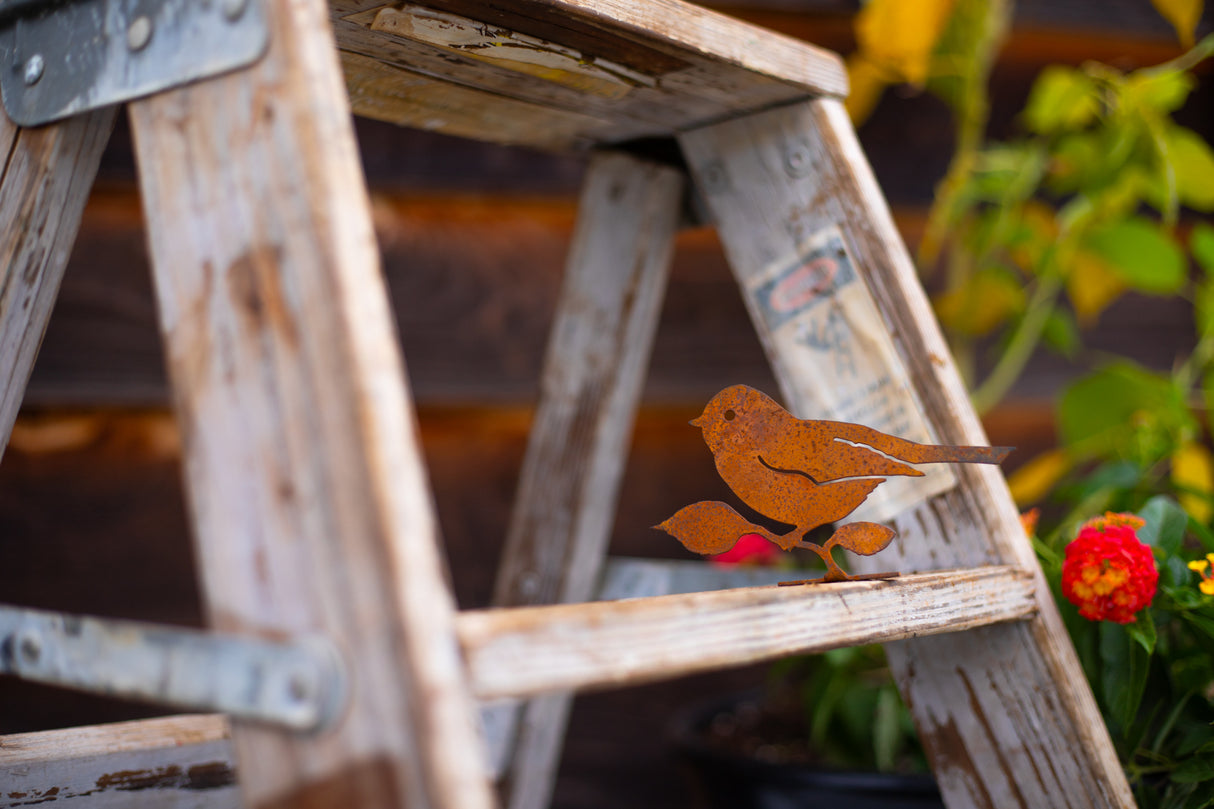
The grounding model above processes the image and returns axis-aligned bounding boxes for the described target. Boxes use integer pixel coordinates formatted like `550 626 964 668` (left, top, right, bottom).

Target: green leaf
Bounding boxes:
1127 609 1158 654
1193 222 1214 277
1181 782 1214 809
1183 611 1214 644
1042 308 1081 358
1189 513 1214 554
1083 217 1187 295
873 686 901 772
1100 621 1151 731
1139 496 1189 556
1195 281 1214 338
1126 68 1197 113
1166 126 1214 212
1058 363 1194 461
1174 751 1214 784
1048 133 1104 193
1023 66 1099 134
1205 368 1214 443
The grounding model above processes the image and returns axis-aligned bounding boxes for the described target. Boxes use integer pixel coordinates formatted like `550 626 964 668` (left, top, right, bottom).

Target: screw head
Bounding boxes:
22 54 44 86
519 572 541 597
286 671 313 703
784 148 809 176
17 632 42 664
222 0 249 21
127 16 153 51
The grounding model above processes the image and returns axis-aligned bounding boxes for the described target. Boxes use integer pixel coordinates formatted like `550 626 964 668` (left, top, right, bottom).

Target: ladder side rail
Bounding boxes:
490 150 683 809
679 97 1134 809
0 106 114 460
127 0 495 806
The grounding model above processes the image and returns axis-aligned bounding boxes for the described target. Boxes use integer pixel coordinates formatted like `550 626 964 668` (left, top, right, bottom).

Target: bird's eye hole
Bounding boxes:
724 409 736 421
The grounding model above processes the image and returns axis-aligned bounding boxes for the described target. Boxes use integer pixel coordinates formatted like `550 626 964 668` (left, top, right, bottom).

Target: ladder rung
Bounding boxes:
0 715 236 805
458 566 1036 701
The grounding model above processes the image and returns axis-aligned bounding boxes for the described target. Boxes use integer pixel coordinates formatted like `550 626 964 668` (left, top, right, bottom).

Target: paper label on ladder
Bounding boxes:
745 226 955 523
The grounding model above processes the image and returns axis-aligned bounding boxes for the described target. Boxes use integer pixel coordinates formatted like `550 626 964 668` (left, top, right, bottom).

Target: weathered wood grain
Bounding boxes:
0 715 238 808
488 152 682 809
328 0 846 149
0 107 113 461
127 0 494 806
462 566 1036 701
341 51 615 150
679 98 1134 808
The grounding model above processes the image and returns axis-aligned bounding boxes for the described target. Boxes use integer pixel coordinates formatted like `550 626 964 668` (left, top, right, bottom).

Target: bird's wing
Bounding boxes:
759 420 924 482
811 438 923 481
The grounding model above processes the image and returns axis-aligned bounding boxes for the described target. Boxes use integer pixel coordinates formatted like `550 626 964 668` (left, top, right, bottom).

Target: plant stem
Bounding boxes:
1141 33 1214 78
971 272 1064 414
919 0 1012 268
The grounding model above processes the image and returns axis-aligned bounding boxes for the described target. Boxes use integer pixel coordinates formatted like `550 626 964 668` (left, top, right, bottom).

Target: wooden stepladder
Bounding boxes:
0 1 1132 809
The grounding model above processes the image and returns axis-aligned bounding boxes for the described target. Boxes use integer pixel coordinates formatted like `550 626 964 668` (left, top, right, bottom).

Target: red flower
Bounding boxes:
711 533 781 566
1061 513 1158 624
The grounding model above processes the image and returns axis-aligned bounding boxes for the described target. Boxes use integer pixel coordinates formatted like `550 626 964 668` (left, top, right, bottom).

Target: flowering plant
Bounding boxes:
1033 498 1214 808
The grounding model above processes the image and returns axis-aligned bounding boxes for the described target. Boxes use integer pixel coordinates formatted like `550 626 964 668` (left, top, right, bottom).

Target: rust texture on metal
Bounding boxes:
655 385 1013 583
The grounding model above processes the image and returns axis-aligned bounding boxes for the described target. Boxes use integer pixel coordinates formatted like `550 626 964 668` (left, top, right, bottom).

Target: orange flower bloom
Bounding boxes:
1020 508 1040 537
1061 513 1157 624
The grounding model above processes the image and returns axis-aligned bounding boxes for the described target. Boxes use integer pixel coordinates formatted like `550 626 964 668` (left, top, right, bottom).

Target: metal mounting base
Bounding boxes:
0 603 347 732
0 0 268 126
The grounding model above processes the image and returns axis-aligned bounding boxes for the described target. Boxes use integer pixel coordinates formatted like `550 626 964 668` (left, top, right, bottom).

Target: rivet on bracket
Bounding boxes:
21 53 43 85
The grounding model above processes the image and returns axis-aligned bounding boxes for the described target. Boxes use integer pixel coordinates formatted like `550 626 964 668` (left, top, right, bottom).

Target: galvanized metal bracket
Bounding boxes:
0 603 347 732
0 0 269 126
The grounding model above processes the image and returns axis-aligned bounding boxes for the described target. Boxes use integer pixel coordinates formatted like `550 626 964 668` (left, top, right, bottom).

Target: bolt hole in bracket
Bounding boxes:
0 603 348 732
0 0 268 127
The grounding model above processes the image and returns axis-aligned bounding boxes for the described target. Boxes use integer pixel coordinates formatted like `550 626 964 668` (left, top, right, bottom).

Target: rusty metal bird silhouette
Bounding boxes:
655 385 1013 583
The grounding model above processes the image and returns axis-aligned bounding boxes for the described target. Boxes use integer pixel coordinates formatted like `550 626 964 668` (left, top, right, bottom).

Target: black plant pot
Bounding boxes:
671 697 945 809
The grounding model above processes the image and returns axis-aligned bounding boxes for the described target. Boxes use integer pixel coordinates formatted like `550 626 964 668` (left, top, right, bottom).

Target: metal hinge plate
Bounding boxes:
0 603 347 732
0 0 269 126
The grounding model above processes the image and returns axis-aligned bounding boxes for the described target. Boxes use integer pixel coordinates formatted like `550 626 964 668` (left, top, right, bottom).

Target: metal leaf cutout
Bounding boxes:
654 385 1013 584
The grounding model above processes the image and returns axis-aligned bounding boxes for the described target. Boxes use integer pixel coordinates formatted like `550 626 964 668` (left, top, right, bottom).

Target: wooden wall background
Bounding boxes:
1 1 1211 806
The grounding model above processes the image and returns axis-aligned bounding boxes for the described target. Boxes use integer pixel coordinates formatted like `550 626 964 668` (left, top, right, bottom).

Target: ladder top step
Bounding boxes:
458 566 1037 700
330 0 848 151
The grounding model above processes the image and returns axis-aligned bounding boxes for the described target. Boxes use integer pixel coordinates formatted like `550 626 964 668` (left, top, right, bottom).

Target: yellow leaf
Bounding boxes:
933 268 1025 336
1007 449 1071 506
854 0 956 86
1150 0 1203 47
1065 249 1127 325
845 55 890 126
1009 202 1059 271
1172 442 1214 523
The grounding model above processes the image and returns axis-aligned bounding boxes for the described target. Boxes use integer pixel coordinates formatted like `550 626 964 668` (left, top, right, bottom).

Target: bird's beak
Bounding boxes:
689 416 703 428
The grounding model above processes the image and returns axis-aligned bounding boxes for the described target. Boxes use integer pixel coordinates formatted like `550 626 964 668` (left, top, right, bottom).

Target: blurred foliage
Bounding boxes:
776 0 1214 793
767 644 925 774
1035 497 1214 809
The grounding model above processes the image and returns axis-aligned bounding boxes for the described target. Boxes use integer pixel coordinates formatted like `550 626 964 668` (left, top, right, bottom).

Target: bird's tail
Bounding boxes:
900 443 1013 466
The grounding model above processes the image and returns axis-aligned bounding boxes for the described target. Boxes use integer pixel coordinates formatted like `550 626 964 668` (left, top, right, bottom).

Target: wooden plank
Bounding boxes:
340 51 616 150
0 715 238 808
126 0 495 806
679 98 1135 808
0 106 113 461
329 0 846 149
461 566 1036 701
488 152 682 809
